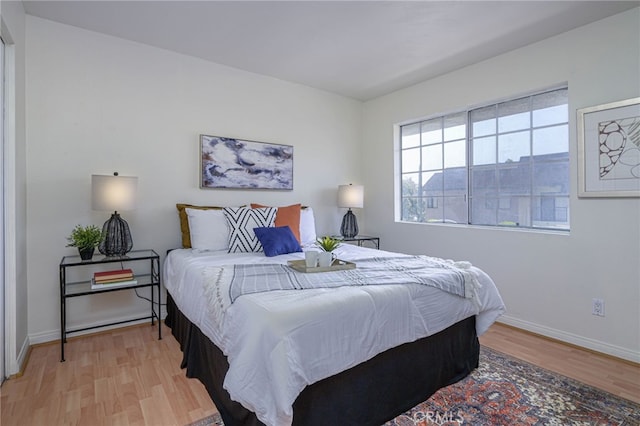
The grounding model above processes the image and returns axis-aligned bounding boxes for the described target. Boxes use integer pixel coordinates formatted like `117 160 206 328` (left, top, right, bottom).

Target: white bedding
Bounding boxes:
163 244 505 426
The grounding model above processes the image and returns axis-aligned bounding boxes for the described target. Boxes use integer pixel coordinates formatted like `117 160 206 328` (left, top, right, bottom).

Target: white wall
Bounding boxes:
363 9 640 361
1 0 28 375
22 7 640 362
25 16 362 342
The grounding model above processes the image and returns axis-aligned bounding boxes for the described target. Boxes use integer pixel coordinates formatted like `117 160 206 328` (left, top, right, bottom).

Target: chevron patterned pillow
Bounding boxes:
223 206 277 253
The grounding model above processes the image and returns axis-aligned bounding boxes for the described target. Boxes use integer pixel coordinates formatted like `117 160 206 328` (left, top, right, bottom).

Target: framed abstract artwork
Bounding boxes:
577 97 640 197
200 135 293 190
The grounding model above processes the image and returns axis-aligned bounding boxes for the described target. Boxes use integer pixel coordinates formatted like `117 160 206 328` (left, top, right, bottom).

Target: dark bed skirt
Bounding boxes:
166 294 479 426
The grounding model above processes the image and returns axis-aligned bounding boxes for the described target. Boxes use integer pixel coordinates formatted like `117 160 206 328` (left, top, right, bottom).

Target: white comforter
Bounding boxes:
163 244 505 426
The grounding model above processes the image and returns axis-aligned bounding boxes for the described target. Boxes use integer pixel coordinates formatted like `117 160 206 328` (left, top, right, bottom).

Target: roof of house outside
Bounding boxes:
421 152 569 195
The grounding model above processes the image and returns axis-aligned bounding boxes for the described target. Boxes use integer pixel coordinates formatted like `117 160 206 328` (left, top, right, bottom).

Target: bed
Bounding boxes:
163 205 505 425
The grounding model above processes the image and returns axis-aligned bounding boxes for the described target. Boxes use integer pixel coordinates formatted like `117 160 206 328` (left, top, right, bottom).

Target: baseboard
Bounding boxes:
28 308 167 345
498 315 640 364
9 335 31 378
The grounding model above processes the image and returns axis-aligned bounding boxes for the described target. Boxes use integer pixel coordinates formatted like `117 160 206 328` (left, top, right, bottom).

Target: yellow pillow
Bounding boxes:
251 203 302 243
176 204 224 248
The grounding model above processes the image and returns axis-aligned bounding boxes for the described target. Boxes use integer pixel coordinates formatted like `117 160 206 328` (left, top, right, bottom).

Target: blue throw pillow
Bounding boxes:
253 226 302 257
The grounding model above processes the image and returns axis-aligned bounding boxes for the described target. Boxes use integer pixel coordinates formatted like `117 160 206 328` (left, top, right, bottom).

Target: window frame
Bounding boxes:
398 86 570 232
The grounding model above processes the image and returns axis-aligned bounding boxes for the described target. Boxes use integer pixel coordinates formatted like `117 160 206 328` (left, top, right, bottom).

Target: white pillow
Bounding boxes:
223 206 277 253
299 207 317 246
185 208 229 251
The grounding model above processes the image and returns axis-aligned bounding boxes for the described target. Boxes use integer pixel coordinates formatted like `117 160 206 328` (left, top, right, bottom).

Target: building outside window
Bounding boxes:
400 87 569 231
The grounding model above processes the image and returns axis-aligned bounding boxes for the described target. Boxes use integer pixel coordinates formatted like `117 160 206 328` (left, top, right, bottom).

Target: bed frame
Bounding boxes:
166 294 479 425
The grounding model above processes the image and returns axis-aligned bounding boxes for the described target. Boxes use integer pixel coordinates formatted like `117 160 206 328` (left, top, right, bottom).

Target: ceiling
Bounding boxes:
21 1 639 101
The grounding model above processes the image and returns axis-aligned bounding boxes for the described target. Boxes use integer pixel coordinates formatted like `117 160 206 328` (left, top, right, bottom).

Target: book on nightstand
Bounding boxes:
93 268 134 283
91 278 138 290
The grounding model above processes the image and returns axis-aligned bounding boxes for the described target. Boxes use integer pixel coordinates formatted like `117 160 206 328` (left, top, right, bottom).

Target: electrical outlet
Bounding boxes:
592 298 605 317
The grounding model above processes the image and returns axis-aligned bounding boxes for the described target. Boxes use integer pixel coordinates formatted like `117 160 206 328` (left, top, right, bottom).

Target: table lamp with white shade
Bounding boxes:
92 172 138 256
337 183 364 238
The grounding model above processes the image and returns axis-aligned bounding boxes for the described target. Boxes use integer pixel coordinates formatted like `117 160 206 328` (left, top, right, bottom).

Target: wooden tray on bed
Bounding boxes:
287 259 356 273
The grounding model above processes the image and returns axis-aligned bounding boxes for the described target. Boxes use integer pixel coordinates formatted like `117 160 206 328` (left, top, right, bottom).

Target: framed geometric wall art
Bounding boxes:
577 97 640 198
200 135 293 190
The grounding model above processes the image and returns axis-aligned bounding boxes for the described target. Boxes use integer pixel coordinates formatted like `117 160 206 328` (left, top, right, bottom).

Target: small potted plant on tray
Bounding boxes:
316 236 341 253
66 224 103 260
315 236 341 267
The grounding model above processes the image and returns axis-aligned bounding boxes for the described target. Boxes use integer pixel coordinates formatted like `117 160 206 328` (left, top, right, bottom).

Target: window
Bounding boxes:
400 87 569 230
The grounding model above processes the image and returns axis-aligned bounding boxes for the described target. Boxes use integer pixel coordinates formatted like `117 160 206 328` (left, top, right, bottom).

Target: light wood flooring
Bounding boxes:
1 321 638 426
479 322 640 404
1 323 219 426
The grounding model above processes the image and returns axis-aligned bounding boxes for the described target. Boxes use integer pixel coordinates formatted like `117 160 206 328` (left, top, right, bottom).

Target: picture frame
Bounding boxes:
577 97 640 198
200 135 293 190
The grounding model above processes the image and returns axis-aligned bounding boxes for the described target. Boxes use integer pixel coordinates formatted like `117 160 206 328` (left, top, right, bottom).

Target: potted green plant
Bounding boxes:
66 224 103 260
316 236 341 253
315 236 341 267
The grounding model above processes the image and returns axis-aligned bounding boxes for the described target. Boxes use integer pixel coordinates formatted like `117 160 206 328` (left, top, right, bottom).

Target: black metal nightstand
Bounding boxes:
333 235 380 249
59 249 161 362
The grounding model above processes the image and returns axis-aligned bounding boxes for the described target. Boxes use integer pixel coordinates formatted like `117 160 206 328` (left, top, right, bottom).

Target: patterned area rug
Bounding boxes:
187 346 640 426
